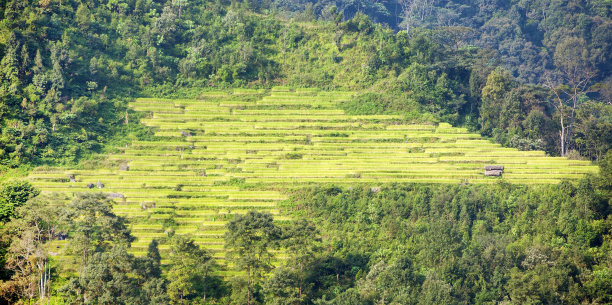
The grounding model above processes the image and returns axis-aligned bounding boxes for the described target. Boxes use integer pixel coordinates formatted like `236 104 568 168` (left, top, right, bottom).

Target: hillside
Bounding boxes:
0 0 611 303
1 0 610 167
27 89 598 264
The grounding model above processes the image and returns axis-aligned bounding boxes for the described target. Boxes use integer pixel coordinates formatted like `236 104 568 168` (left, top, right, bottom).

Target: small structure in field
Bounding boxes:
484 165 505 177
141 202 156 210
68 174 76 182
97 181 104 189
108 193 125 199
484 170 503 176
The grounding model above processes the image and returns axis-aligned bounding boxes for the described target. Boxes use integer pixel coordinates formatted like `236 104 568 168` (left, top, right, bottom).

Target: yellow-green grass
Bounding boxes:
29 88 598 269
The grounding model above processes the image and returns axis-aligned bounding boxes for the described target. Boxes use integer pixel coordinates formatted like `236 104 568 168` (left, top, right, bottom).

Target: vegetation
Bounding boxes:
278 164 611 304
1 91 603 303
0 0 610 303
0 0 610 167
0 152 609 303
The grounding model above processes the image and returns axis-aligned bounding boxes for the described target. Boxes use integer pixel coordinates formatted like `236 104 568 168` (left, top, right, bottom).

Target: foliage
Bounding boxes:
0 180 38 223
60 193 133 269
0 197 56 304
225 210 282 305
280 172 611 304
167 235 219 304
0 0 610 163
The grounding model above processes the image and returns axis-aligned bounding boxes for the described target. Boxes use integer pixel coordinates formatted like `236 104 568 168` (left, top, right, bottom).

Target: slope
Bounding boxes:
26 88 598 267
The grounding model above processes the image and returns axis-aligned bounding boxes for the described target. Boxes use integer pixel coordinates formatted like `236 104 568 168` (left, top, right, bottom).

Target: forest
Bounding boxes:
0 0 611 304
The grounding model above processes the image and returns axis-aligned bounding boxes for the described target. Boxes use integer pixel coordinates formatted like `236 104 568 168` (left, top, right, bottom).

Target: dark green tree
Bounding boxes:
225 210 281 305
61 245 141 305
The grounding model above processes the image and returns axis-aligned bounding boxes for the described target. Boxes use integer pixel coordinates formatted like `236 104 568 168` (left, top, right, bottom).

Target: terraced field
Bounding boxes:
28 88 598 267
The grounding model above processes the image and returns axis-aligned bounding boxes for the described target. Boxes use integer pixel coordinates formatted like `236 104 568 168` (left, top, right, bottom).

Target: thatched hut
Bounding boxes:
484 170 503 177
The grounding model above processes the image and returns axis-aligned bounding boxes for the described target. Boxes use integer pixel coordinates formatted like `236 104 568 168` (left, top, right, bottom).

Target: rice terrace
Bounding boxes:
27 88 598 269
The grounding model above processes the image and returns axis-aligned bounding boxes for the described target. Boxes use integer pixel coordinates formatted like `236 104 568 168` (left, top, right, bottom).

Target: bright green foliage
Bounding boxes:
61 245 141 305
138 240 171 305
0 180 39 223
61 193 133 269
264 219 320 304
597 151 612 200
58 195 172 304
264 266 305 305
167 235 217 304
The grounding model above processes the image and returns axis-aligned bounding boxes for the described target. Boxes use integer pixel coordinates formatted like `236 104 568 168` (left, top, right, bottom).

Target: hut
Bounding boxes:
484 170 503 176
484 165 505 177
108 193 125 199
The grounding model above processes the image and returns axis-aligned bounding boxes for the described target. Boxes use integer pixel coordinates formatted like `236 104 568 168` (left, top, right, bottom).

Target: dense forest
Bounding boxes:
0 0 611 304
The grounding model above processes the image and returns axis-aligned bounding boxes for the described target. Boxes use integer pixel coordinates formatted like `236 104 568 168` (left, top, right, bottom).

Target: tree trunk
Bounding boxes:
247 266 251 305
560 115 566 156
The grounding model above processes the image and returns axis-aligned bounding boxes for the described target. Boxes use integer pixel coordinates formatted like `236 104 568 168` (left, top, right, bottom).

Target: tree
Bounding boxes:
137 240 170 305
0 32 21 100
264 266 303 305
480 68 515 136
399 0 434 34
61 245 141 305
61 193 133 284
417 271 453 305
573 102 612 160
167 235 215 304
596 150 612 200
76 3 91 30
545 36 597 156
282 219 320 299
263 219 320 304
0 197 57 303
0 181 39 223
225 211 281 305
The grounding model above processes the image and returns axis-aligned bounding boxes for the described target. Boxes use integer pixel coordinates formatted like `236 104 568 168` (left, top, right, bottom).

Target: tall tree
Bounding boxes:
225 211 281 305
137 240 171 305
480 68 515 136
545 36 597 156
0 197 57 303
167 235 215 304
61 245 141 305
399 0 434 34
60 192 133 302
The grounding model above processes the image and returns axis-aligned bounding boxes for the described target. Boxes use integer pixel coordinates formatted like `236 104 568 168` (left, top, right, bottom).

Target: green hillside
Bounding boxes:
27 89 598 267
